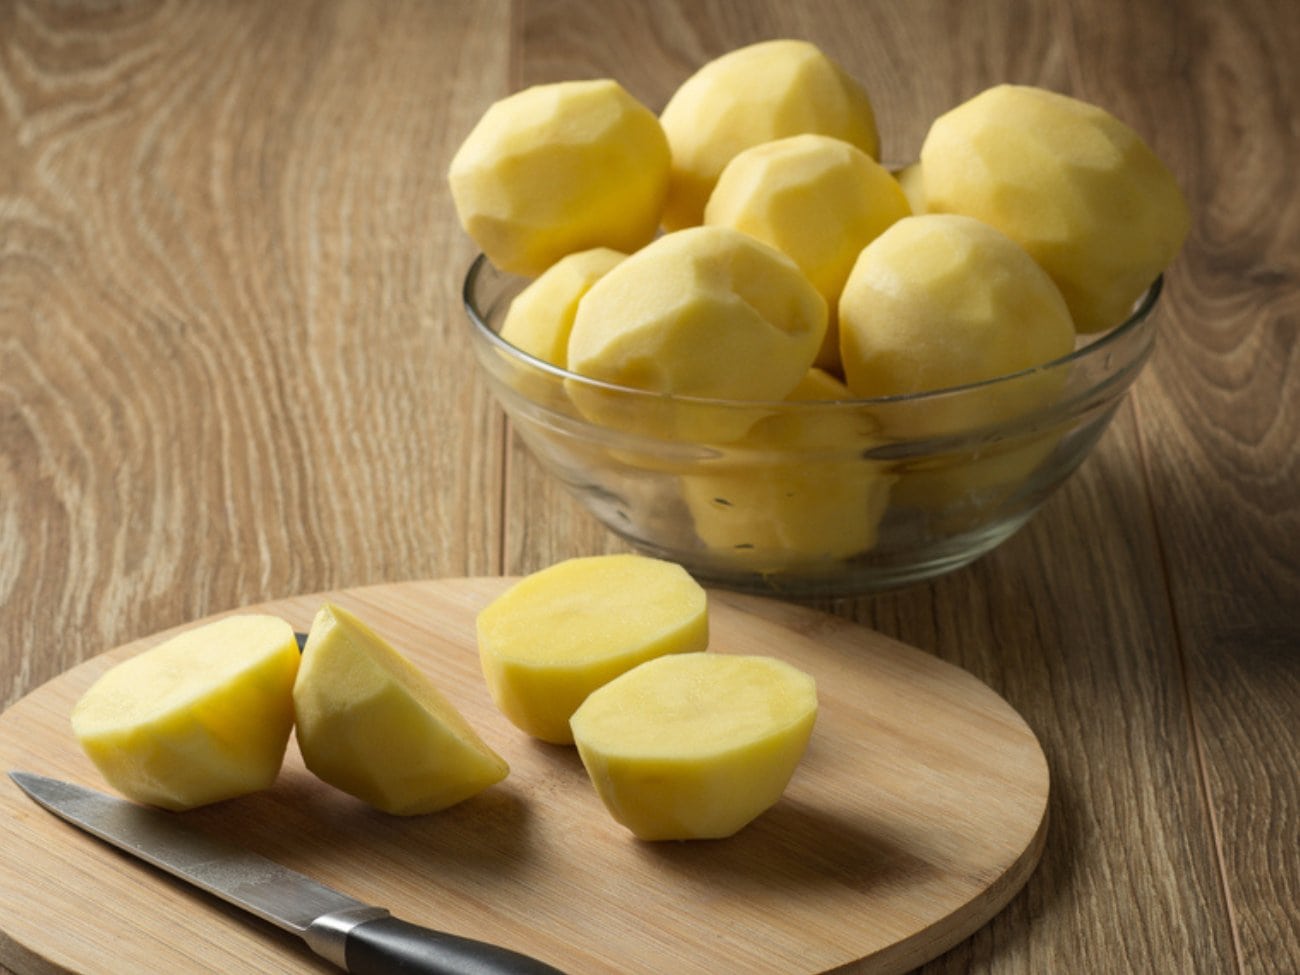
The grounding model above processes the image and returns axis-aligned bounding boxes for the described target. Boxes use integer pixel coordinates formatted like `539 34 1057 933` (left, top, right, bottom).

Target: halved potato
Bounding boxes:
570 652 817 840
293 603 508 815
71 614 300 811
476 554 708 744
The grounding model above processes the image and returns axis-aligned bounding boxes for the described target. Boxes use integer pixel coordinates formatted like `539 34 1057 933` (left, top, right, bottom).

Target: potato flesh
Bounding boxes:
499 247 625 368
681 368 894 567
448 79 669 276
293 604 508 815
71 614 300 811
838 213 1076 435
659 39 880 230
682 460 892 568
476 554 709 744
838 214 1077 508
920 84 1189 332
570 653 817 840
704 133 911 372
566 226 827 442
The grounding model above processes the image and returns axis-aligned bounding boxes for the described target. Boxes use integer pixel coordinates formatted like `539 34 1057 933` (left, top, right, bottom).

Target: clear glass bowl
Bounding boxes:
463 254 1160 597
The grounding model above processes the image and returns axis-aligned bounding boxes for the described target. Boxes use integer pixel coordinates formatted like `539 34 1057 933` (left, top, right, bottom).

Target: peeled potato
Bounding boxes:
448 79 669 276
71 615 300 811
293 603 508 815
704 133 910 372
839 213 1077 509
499 247 626 368
893 161 926 214
920 84 1189 332
566 225 827 442
476 554 708 744
570 653 818 840
838 213 1076 435
659 39 879 230
681 369 893 568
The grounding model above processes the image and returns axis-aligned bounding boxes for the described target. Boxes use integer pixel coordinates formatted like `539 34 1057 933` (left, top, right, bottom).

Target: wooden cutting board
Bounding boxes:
0 578 1049 975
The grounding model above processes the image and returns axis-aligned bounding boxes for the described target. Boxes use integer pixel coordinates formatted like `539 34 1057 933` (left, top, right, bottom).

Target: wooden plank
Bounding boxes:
855 411 1239 973
1123 1 1300 969
0 0 512 692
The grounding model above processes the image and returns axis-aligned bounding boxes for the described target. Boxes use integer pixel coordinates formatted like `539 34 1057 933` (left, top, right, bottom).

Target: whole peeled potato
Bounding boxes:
659 39 879 231
566 225 827 442
838 213 1076 434
448 79 669 276
920 84 1189 333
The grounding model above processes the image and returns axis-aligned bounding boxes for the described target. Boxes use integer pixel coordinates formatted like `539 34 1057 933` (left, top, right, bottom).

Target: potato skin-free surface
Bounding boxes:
570 652 817 840
71 614 300 811
838 213 1075 434
920 83 1189 333
681 368 894 568
566 226 827 442
704 133 910 372
448 79 669 276
476 554 709 744
294 603 508 815
500 247 625 368
659 39 879 231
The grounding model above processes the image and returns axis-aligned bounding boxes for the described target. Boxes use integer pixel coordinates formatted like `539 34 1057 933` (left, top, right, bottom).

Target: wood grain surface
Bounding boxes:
0 578 1050 975
1 1 1296 973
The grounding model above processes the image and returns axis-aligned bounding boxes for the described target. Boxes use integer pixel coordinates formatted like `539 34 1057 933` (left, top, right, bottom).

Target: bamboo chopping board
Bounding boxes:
0 578 1049 975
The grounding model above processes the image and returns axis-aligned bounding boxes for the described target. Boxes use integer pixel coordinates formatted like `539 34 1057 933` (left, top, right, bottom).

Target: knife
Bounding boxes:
9 771 566 974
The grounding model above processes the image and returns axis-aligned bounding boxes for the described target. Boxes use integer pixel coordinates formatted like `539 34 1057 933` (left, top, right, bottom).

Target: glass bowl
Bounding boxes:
463 254 1160 597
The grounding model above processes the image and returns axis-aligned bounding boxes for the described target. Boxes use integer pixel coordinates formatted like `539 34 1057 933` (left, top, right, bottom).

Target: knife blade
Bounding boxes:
9 771 566 975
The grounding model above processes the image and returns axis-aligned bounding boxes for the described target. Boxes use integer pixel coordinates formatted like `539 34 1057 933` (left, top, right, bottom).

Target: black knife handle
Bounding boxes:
345 915 567 975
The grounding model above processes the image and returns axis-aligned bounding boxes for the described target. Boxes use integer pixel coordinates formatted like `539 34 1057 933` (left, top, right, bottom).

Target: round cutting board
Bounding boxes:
0 579 1048 975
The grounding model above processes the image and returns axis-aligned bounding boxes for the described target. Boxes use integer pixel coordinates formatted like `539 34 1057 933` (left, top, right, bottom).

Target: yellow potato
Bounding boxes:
705 133 911 372
476 554 708 745
293 603 508 815
682 369 893 568
499 247 626 368
566 225 827 442
448 79 669 276
893 161 926 214
838 214 1076 436
570 653 817 840
659 39 880 230
71 615 300 811
887 426 1063 516
920 84 1189 332
683 465 893 571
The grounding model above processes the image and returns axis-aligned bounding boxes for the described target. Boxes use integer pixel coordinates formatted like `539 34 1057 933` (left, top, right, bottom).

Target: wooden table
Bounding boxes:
1 1 1295 972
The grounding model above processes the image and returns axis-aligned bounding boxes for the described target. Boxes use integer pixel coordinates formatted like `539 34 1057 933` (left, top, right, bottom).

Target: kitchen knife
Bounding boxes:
9 771 566 974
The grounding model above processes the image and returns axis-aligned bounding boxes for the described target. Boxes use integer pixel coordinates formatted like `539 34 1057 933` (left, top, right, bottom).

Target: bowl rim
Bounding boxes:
462 252 1162 410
